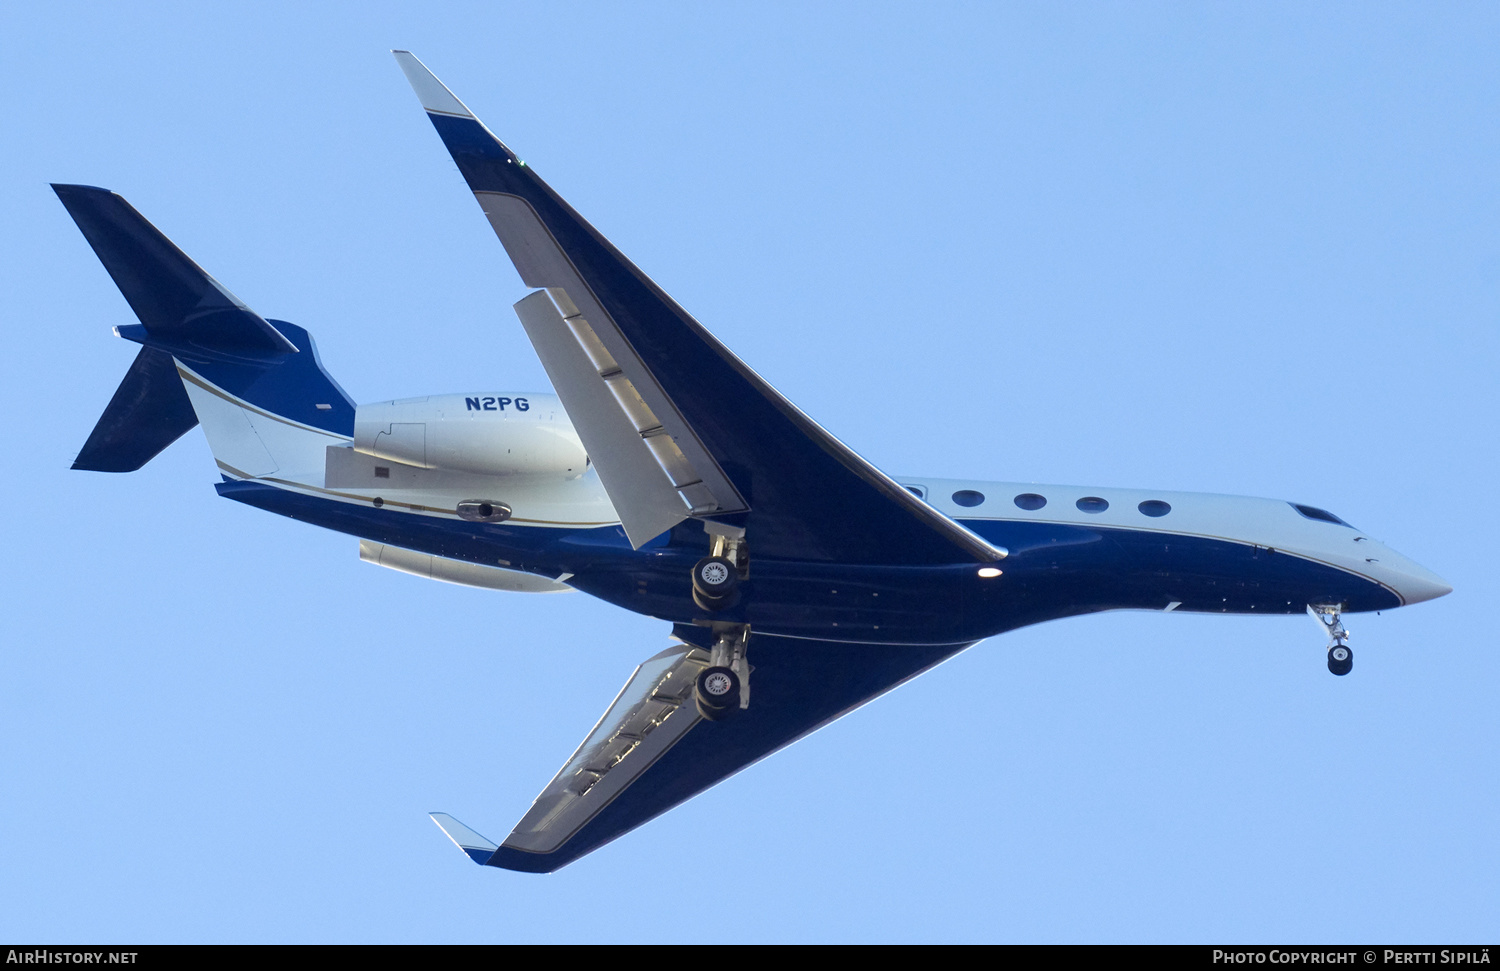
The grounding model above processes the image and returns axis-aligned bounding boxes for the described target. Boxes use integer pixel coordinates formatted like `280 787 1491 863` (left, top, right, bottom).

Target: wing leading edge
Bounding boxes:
433 627 973 873
393 51 1005 566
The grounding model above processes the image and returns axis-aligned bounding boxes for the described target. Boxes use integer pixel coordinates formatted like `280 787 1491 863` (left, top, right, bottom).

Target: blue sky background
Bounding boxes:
2 2 1496 943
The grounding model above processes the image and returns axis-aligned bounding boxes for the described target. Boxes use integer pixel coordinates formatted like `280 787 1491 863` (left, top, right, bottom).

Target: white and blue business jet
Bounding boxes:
56 53 1451 873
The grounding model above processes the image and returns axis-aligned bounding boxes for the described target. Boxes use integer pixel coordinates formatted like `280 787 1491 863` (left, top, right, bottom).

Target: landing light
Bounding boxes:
978 567 1002 578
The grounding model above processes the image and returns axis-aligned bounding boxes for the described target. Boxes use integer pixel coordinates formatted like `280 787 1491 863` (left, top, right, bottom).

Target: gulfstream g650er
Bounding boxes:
55 52 1450 872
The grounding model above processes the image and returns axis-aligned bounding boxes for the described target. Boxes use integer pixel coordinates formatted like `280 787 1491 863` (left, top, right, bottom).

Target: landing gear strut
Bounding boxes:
692 523 747 613
1307 603 1353 676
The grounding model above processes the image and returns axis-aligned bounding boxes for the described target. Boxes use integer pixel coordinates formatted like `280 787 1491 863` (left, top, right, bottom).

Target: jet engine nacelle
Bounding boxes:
353 393 588 477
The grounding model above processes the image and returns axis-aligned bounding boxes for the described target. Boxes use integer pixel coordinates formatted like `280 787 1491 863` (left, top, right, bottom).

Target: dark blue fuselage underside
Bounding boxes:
218 481 1399 644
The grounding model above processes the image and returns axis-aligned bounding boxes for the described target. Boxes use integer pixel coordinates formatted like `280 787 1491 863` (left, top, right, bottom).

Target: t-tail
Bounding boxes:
55 184 356 478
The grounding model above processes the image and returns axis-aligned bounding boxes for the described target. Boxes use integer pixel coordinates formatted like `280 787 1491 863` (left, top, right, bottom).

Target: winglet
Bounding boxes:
392 51 475 119
429 812 498 865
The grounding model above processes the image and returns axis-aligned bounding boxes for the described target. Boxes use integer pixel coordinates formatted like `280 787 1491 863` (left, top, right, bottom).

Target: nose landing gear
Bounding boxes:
1308 603 1353 676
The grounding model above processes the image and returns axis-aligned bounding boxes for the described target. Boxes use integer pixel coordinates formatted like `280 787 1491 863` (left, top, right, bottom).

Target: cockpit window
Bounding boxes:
1291 503 1352 527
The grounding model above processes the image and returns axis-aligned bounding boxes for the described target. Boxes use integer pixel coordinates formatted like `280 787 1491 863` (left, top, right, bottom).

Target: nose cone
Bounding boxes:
1337 534 1451 607
1391 560 1453 605
1362 538 1452 605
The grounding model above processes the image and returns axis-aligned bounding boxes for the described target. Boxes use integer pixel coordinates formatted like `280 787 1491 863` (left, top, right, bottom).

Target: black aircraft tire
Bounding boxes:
1327 645 1353 676
696 697 741 721
693 587 739 612
695 666 740 717
692 556 740 610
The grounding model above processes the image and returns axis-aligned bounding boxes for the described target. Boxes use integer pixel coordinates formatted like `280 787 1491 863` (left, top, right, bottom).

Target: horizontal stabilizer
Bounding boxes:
73 346 199 472
52 184 297 361
429 813 498 864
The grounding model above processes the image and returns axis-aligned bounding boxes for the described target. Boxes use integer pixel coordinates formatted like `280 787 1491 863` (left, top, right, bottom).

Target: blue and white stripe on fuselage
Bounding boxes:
900 477 1450 612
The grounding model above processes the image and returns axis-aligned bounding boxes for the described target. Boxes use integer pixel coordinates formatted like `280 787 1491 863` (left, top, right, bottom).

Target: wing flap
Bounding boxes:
475 197 746 527
512 288 728 546
477 184 747 539
502 642 709 855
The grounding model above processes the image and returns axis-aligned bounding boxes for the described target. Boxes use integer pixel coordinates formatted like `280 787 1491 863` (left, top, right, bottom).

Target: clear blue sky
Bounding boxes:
2 1 1496 943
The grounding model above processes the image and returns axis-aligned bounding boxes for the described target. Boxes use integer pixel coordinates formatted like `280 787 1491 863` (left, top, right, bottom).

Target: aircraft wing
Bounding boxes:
394 52 1005 565
431 627 974 872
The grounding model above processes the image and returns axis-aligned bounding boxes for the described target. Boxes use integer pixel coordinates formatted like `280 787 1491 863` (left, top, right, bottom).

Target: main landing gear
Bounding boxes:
693 523 751 720
692 523 747 612
696 624 750 721
692 556 739 611
1307 603 1353 676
